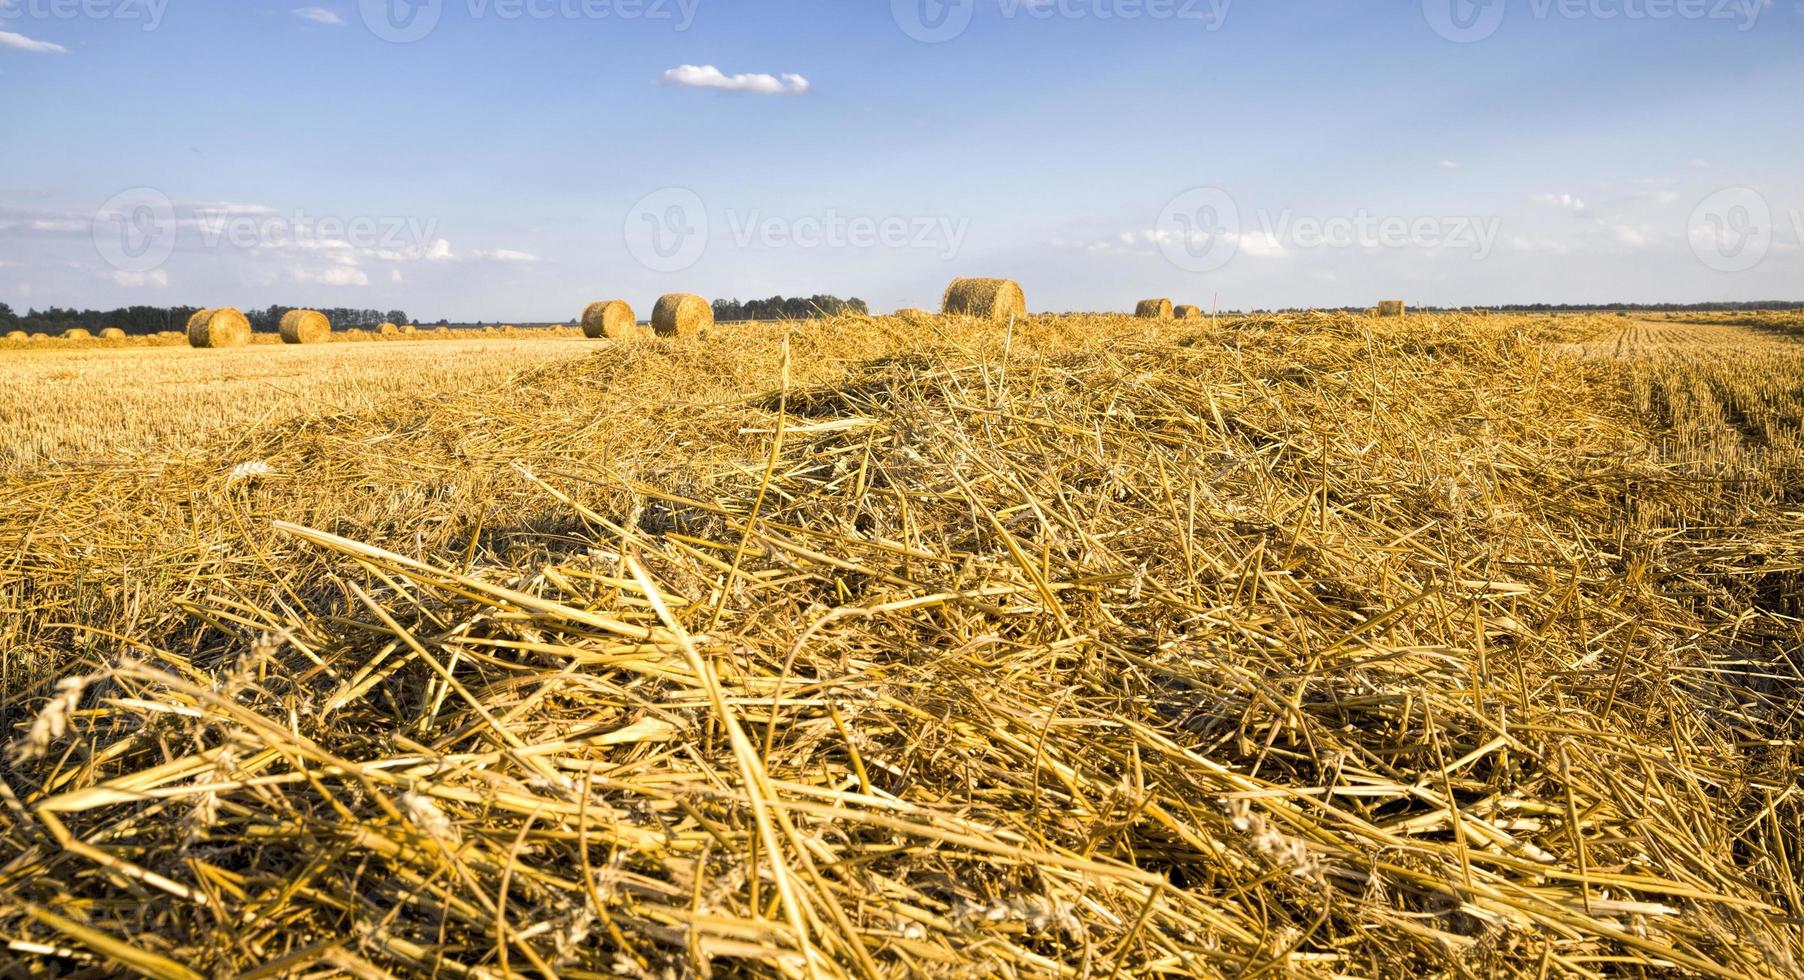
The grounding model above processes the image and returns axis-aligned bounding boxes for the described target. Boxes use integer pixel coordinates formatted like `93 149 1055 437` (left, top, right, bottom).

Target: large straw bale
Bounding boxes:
582 300 646 339
652 294 713 338
188 308 252 348
279 310 333 345
941 277 1026 321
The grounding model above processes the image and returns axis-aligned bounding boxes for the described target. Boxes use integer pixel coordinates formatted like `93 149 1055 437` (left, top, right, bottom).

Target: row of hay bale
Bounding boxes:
579 294 713 339
1133 298 1205 320
579 281 1034 338
184 308 426 348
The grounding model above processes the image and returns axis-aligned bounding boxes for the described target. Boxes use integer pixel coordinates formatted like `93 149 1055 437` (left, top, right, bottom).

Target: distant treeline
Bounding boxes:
713 295 868 321
0 303 411 335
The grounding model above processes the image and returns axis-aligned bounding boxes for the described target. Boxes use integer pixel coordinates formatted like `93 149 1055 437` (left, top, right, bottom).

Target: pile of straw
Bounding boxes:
2 312 1800 976
652 293 713 337
582 299 644 339
942 277 1026 321
278 309 333 345
186 308 251 348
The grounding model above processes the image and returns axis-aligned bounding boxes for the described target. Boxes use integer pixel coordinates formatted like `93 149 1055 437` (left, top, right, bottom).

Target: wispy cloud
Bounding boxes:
293 7 346 26
1438 160 1460 170
0 30 68 54
110 269 170 288
472 248 540 264
658 64 811 96
291 265 369 286
1531 193 1587 212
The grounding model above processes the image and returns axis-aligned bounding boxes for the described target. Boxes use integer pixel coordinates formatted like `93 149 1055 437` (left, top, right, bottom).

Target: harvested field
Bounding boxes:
0 336 597 469
0 312 1801 976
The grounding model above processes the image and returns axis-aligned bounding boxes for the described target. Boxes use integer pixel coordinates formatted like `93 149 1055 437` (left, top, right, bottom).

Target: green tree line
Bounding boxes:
0 304 410 335
712 295 868 321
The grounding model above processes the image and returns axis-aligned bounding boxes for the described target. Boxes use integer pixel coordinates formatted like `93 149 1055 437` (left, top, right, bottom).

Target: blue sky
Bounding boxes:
2 0 1800 319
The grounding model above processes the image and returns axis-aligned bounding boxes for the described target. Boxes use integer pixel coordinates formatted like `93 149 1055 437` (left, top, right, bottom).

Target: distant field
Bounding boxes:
0 334 599 468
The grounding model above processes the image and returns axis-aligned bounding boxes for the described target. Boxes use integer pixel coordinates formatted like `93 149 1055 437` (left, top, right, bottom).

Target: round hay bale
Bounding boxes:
99 327 127 340
1376 300 1407 317
652 294 713 338
186 309 215 335
1173 304 1203 320
279 309 333 345
61 328 93 340
893 308 932 319
188 307 252 348
377 322 400 336
400 324 418 335
1135 299 1174 319
941 278 1026 321
581 300 645 339
3 330 27 342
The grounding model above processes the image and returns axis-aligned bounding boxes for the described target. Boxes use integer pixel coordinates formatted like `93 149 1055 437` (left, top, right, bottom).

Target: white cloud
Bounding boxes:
0 30 67 54
658 64 811 96
110 269 169 288
1438 160 1460 170
1532 193 1587 212
293 7 346 26
1235 231 1288 258
473 248 540 264
292 266 369 286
